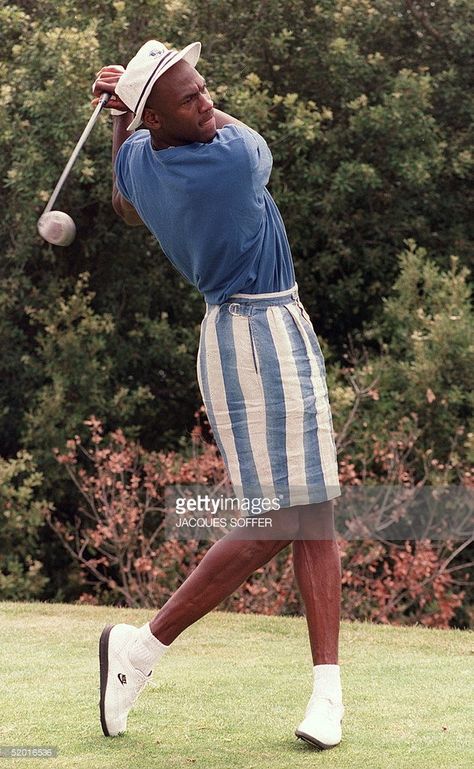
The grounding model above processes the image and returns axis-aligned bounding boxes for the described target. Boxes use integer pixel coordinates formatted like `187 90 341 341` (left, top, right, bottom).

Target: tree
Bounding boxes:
1 1 471 610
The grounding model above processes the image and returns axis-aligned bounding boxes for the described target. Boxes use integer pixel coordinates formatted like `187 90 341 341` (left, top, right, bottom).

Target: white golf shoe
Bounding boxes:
295 695 344 749
99 623 151 736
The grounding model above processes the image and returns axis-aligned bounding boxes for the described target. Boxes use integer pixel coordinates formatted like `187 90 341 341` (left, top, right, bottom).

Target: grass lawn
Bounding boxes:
0 602 472 768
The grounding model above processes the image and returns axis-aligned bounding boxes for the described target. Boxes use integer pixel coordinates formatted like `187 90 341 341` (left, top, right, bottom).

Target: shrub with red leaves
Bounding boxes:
49 417 470 627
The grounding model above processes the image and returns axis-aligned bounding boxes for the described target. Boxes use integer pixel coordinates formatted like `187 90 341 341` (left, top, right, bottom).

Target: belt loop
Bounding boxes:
228 302 240 316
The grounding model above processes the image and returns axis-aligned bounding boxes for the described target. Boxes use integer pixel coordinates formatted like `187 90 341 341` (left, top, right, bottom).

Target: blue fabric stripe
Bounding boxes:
281 307 327 500
197 312 230 472
215 310 262 498
249 309 290 506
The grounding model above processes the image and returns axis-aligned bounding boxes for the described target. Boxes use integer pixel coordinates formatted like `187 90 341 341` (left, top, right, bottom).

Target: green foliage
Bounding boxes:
175 0 473 339
23 272 117 479
332 241 473 483
0 451 50 599
379 242 472 474
0 0 203 462
2 0 472 456
1 1 472 605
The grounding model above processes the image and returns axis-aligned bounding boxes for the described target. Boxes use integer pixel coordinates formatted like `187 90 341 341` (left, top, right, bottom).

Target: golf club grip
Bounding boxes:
42 92 112 215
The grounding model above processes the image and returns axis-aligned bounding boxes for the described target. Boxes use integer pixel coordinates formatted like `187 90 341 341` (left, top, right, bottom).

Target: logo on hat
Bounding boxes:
149 45 166 58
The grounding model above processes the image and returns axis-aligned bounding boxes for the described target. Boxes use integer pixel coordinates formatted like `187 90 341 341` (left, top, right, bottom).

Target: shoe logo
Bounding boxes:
118 673 127 686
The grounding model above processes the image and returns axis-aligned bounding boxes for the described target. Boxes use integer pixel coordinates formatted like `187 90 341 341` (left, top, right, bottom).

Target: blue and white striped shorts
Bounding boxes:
197 284 341 508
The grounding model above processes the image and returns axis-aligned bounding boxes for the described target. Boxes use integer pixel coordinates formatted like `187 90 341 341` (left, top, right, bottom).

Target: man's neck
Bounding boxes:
150 135 175 151
149 129 188 151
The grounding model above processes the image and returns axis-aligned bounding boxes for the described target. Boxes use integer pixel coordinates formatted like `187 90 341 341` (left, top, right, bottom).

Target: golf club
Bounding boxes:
37 92 111 246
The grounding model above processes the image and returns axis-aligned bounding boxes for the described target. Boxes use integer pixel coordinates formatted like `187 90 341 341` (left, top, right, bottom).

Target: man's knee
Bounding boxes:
297 500 336 540
265 507 301 540
234 509 299 542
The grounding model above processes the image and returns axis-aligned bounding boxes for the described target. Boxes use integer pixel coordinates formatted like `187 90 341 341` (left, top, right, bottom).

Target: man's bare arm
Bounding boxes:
92 65 143 227
111 112 143 226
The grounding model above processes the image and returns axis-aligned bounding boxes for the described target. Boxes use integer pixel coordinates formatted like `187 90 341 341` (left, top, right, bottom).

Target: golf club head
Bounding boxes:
37 210 76 247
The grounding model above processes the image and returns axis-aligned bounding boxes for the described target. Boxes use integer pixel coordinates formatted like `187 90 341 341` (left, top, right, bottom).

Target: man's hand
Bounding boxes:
91 65 129 113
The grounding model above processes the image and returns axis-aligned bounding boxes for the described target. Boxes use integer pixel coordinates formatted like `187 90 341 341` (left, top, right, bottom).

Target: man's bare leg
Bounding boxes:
99 508 298 737
292 499 344 749
292 500 341 664
149 508 298 644
99 500 344 744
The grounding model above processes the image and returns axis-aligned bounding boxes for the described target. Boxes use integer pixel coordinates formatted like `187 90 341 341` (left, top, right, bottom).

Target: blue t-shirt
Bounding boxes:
115 124 295 304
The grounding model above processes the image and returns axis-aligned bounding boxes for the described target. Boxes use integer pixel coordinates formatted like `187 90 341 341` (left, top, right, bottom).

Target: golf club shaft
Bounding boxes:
43 92 111 215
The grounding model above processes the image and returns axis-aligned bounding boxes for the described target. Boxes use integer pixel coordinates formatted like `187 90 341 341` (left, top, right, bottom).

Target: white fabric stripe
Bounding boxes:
203 308 243 493
286 304 340 491
232 315 274 499
267 306 310 506
230 283 297 300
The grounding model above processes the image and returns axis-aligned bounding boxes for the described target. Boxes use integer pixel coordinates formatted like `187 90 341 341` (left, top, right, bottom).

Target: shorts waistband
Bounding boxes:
230 283 298 300
206 284 300 316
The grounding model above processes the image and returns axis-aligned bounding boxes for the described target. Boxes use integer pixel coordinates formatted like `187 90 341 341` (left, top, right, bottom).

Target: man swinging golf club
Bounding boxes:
93 39 344 750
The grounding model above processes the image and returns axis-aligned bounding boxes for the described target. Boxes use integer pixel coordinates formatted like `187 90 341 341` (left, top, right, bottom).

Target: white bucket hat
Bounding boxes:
115 40 201 131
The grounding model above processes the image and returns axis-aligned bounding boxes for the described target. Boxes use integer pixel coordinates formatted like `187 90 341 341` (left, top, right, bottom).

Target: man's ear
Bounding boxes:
142 107 162 130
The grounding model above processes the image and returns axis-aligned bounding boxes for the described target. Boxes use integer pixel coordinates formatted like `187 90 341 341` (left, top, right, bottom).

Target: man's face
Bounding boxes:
142 60 216 147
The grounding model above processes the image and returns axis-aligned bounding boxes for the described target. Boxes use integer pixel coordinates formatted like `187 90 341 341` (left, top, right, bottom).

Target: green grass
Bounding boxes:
0 602 472 768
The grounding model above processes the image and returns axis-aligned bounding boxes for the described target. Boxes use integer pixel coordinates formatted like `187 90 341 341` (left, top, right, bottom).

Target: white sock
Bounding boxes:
312 664 342 704
128 623 169 676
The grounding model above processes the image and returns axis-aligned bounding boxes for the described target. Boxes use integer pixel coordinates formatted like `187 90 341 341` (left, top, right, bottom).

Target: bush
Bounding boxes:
330 240 473 486
0 451 50 599
1 0 472 462
48 416 227 607
47 416 470 627
2 2 472 618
